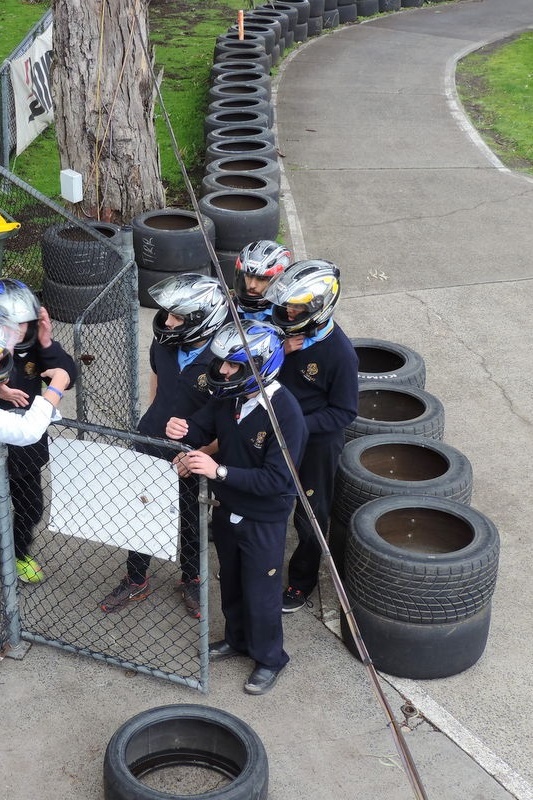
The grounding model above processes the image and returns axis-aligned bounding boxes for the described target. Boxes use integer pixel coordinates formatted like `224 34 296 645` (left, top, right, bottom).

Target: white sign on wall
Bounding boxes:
10 22 54 156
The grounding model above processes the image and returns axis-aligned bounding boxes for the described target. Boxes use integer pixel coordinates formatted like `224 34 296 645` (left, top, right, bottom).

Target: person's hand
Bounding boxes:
184 450 218 480
0 382 30 408
166 417 188 440
172 452 191 477
38 307 53 349
284 334 305 354
41 367 70 393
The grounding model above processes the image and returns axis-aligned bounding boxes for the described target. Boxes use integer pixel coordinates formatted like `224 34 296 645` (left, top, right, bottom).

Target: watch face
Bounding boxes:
217 465 228 480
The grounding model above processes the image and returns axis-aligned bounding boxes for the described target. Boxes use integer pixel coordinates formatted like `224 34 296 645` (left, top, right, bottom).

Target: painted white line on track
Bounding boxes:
385 677 533 800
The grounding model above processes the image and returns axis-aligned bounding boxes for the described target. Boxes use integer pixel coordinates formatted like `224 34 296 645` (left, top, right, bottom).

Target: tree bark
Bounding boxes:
51 0 166 224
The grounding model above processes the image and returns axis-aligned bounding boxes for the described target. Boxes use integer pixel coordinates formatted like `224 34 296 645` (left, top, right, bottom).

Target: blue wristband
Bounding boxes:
46 385 63 400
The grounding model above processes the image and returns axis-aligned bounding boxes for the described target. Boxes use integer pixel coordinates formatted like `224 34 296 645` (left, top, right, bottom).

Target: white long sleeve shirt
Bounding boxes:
0 396 61 446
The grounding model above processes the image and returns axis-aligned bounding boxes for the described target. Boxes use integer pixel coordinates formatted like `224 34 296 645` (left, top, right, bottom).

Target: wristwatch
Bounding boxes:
216 464 228 481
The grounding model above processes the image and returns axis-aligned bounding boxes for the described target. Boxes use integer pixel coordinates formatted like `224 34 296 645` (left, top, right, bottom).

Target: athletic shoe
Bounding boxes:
180 577 201 619
282 586 312 613
100 576 150 613
16 555 43 584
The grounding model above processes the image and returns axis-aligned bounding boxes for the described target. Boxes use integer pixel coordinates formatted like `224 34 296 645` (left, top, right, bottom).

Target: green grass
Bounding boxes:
456 32 533 172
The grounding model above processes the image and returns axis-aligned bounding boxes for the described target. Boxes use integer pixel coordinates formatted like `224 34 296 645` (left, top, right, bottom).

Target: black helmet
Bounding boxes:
0 278 40 351
264 259 340 336
234 240 292 312
149 273 229 348
207 319 285 399
0 313 20 383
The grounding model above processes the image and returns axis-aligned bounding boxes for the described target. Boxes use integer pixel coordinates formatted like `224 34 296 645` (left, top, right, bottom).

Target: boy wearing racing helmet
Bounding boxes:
166 320 307 695
263 260 359 612
233 240 291 320
0 279 77 584
99 273 228 617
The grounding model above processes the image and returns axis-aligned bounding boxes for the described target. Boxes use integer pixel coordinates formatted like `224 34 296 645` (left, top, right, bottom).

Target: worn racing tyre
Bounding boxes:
281 0 311 23
42 275 122 324
206 155 280 185
345 382 445 442
201 172 279 201
379 0 401 10
340 596 492 679
205 139 278 165
206 125 275 148
207 97 273 127
213 50 272 73
247 9 290 38
103 704 269 800
213 248 241 286
41 221 122 285
335 433 473 514
213 70 272 100
323 8 340 27
198 191 280 251
269 2 299 31
131 209 215 273
213 40 271 67
356 0 379 14
204 111 271 137
307 15 323 35
337 4 357 22
351 337 426 388
345 495 500 623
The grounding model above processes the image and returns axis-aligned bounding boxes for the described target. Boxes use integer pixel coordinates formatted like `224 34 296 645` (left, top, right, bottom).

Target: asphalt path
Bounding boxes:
275 0 533 796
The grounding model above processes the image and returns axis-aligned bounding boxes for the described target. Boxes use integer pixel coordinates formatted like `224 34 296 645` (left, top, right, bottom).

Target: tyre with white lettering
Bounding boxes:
104 704 269 800
41 221 122 285
131 209 215 274
351 337 426 388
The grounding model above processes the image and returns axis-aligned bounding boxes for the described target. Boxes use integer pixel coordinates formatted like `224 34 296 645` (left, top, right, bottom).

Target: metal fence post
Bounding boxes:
0 442 30 658
0 65 10 170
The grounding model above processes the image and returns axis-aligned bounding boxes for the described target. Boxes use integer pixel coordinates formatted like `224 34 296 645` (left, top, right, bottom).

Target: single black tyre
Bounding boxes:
269 2 299 31
229 23 277 55
280 0 311 23
401 0 423 6
345 382 445 441
243 15 283 43
338 4 357 22
248 9 290 38
131 209 215 273
201 172 280 202
103 704 269 800
213 40 272 67
205 139 278 165
340 596 492 679
333 433 473 524
323 8 340 27
345 495 500 622
213 248 241 286
41 221 122 285
42 276 121 324
198 191 280 251
137 264 211 309
208 83 270 107
379 0 400 10
308 0 325 14
204 111 271 137
293 21 308 41
206 155 280 185
324 0 338 9
306 15 323 35
206 125 275 148
356 0 379 14
351 337 426 387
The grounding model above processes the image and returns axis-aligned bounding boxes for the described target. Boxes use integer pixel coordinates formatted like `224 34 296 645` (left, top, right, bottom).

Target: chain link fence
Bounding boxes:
1 421 209 691
0 168 210 689
0 9 52 169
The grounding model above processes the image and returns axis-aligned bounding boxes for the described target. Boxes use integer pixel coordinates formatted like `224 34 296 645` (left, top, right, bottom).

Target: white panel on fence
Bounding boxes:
48 437 180 560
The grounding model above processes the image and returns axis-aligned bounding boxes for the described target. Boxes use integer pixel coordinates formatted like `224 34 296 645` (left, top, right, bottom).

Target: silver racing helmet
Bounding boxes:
149 273 229 347
0 279 40 351
0 313 20 383
207 319 285 398
263 259 340 336
234 240 292 312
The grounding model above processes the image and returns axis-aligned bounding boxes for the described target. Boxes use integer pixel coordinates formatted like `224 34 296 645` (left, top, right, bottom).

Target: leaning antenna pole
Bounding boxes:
134 13 428 800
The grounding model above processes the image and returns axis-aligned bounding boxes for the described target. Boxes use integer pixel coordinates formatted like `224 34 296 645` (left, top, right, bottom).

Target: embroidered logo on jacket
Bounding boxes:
25 361 38 378
197 373 208 391
302 362 318 382
252 431 267 449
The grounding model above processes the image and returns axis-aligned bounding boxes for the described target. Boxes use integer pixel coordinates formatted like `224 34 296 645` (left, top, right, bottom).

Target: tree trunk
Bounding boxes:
51 0 166 224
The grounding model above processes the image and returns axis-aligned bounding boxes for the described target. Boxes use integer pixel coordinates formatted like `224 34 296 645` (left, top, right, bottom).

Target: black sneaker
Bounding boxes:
100 576 150 613
282 586 312 613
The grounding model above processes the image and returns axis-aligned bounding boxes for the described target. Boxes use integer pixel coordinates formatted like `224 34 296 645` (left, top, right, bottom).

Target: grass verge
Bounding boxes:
455 31 533 173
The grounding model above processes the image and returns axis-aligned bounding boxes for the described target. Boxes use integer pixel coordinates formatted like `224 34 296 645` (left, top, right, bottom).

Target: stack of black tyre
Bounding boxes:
332 338 500 680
